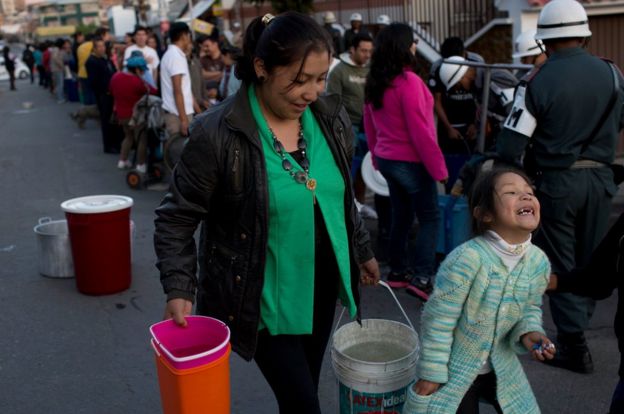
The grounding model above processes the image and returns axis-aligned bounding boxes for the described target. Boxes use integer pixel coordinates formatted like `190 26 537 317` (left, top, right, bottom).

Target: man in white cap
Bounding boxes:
344 12 369 52
512 29 547 79
498 0 624 374
376 14 391 27
323 11 343 57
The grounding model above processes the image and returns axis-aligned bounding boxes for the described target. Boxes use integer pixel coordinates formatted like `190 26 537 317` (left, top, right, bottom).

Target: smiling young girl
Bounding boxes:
404 167 555 414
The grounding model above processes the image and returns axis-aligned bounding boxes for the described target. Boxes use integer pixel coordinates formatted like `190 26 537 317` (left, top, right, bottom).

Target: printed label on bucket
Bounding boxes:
339 383 409 414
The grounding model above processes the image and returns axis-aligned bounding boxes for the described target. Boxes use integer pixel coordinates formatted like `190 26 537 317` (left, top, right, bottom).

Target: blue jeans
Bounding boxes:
376 157 439 278
53 72 64 101
350 125 369 178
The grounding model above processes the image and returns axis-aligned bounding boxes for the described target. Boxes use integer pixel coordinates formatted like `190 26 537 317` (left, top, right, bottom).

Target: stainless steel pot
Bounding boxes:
33 217 75 278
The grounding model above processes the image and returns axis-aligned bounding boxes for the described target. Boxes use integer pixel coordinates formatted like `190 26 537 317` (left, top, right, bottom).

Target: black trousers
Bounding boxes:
456 372 503 414
95 93 122 153
254 213 340 414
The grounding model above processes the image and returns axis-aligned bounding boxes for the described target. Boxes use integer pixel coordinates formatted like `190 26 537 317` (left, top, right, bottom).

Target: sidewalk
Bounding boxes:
0 79 619 413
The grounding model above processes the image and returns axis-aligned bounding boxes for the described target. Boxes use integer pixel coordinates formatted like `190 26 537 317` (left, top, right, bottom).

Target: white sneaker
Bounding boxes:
359 204 378 220
117 160 131 169
136 163 147 174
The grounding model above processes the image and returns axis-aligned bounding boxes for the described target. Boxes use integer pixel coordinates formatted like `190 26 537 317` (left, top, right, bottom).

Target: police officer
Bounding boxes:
497 0 624 374
512 29 547 80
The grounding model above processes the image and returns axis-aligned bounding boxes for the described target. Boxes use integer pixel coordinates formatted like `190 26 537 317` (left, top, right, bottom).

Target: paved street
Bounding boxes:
0 79 620 413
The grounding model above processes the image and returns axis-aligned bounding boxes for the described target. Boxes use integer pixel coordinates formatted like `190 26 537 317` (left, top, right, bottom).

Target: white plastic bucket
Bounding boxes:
33 217 74 278
331 281 419 413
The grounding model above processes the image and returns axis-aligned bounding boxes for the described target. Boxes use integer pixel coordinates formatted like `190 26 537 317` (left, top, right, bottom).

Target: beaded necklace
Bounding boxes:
268 122 317 196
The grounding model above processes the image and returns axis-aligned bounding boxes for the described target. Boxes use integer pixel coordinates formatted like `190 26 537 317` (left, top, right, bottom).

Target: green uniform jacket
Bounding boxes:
497 47 624 170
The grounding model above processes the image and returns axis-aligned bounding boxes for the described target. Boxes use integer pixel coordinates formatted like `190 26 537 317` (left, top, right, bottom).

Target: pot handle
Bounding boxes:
333 280 415 335
38 217 52 225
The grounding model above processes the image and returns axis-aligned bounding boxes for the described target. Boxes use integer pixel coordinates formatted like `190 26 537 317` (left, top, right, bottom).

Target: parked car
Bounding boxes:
0 57 31 81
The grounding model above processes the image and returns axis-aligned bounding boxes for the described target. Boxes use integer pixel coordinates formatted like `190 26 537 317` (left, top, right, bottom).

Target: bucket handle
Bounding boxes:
333 280 415 335
38 217 52 225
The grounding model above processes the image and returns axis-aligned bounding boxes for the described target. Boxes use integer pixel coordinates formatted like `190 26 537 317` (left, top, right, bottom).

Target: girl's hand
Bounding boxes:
521 331 556 361
413 379 440 396
164 298 193 327
359 257 380 286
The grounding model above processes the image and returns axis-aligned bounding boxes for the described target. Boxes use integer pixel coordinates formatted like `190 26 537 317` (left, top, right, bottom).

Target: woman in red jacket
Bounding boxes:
109 53 158 173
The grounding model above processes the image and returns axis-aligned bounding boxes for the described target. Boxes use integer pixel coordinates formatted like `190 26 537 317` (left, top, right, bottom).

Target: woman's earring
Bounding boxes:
258 75 266 82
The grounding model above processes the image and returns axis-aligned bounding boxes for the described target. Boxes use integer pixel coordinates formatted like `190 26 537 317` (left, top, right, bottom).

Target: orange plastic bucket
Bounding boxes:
152 339 231 414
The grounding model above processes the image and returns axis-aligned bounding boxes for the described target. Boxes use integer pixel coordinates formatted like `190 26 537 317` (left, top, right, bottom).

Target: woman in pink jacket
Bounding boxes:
363 23 448 300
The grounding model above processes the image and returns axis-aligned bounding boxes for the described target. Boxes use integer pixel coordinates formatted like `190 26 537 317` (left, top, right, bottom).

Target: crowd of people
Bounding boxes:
5 1 624 412
147 3 621 414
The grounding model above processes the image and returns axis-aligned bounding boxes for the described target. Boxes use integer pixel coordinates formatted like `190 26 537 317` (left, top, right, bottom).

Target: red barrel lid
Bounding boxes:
61 195 134 214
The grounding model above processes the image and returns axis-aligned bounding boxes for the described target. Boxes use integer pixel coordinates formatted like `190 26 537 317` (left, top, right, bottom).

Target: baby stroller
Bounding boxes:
125 94 188 189
125 94 167 189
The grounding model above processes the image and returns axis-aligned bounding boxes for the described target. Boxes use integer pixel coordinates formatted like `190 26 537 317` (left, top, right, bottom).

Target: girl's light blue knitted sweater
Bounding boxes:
403 236 550 414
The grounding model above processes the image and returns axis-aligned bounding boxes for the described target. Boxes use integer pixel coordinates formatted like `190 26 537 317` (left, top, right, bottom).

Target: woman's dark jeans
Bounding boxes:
376 157 439 279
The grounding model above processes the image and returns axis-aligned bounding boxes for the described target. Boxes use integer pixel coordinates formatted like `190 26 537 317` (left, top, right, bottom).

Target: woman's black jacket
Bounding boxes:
154 85 374 361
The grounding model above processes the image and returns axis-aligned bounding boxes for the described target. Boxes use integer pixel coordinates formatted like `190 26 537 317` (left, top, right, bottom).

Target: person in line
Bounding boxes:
343 13 369 53
322 11 343 57
437 55 518 189
51 39 71 103
71 28 110 128
429 37 484 145
497 0 624 374
160 22 195 137
154 12 379 414
86 37 120 153
3 46 16 91
198 34 225 102
548 210 624 414
147 33 163 59
187 40 209 113
34 44 44 87
512 29 547 80
123 26 160 87
405 167 555 414
327 33 375 217
22 44 35 84
217 45 242 101
110 53 158 172
363 23 447 300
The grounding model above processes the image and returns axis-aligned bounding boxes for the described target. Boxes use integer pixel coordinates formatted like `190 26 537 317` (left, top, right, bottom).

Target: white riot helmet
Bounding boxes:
350 12 362 22
323 11 337 24
440 56 469 91
377 14 391 26
535 0 592 40
513 29 544 58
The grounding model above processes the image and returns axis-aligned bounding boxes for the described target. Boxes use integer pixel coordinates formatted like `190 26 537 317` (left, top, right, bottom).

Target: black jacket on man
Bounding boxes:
154 84 374 361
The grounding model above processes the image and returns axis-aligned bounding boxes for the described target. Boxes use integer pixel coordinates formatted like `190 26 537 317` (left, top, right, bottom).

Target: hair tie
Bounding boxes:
262 14 275 27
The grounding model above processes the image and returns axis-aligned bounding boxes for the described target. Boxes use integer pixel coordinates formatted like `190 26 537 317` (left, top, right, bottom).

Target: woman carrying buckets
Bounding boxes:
154 11 380 414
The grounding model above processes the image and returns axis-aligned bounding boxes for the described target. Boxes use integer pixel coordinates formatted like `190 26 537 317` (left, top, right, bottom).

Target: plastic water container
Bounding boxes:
150 316 231 414
149 316 230 370
436 195 471 254
152 340 231 414
61 195 133 295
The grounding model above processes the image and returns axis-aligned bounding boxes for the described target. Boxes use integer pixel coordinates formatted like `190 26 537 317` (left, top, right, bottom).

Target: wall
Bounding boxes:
468 23 513 63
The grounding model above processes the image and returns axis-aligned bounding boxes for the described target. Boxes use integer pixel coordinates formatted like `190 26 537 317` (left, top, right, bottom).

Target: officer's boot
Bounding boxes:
544 332 594 374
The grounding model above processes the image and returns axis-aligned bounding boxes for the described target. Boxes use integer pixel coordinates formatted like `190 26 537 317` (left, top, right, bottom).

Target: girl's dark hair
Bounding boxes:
235 12 332 85
469 166 534 236
364 23 418 109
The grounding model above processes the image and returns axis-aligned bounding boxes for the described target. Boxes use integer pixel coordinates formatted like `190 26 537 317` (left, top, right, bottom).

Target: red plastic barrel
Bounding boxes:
61 195 133 295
